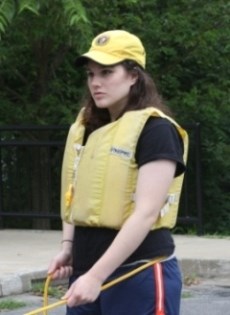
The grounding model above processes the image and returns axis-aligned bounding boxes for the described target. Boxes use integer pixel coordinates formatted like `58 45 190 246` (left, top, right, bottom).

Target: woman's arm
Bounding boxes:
48 221 75 279
62 221 75 244
64 159 176 306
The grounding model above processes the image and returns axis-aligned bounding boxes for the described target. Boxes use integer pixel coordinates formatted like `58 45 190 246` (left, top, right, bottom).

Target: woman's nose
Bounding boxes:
90 75 101 87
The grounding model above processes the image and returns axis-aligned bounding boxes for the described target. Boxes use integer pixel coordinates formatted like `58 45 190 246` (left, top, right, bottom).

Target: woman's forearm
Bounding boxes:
62 221 75 240
61 221 75 252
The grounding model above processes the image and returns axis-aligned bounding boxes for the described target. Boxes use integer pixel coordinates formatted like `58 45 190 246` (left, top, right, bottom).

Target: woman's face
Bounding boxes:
86 61 137 121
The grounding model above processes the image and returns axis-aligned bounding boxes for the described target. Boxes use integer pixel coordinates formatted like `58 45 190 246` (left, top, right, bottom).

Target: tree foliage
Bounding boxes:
0 0 92 124
0 0 229 233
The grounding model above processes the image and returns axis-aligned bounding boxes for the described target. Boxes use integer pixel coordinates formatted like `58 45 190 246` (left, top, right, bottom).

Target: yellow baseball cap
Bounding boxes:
75 30 146 68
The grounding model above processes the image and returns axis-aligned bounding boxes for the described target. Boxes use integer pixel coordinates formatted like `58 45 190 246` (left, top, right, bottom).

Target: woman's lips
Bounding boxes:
93 92 105 99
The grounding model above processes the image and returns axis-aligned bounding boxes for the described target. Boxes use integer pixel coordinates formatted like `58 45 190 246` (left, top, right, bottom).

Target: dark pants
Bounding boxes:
67 257 182 315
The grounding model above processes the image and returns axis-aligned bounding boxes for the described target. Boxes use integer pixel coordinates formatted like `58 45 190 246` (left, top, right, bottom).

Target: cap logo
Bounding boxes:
96 35 109 46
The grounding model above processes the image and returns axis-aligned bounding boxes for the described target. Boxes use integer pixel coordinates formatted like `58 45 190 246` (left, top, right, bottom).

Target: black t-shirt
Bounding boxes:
72 117 186 275
135 117 185 175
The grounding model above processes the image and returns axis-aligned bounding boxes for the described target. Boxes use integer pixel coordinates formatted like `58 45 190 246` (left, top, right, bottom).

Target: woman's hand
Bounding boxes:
62 272 102 307
48 248 73 280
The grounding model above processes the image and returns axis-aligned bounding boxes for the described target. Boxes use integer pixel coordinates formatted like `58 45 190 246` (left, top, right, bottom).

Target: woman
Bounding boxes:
48 30 188 315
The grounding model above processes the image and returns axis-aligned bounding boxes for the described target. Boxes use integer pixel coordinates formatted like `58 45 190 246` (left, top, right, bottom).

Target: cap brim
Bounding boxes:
75 50 123 67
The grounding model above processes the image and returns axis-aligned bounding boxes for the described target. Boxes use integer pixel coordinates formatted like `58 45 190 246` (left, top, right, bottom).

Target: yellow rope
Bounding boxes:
43 275 51 315
24 257 164 315
24 299 66 315
101 259 163 291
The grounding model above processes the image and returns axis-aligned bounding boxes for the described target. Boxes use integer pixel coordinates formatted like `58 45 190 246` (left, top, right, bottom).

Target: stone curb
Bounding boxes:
179 259 230 279
0 269 46 297
1 259 230 297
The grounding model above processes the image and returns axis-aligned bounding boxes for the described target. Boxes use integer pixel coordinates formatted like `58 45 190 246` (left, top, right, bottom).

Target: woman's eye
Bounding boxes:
86 71 93 78
101 69 112 76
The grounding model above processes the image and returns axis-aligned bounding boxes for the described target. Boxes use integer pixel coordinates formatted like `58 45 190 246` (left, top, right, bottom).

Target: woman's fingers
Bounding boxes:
62 273 101 307
47 250 73 279
51 266 73 279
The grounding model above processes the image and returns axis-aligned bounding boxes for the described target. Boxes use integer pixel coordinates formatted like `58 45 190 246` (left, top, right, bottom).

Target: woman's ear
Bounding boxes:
130 68 139 85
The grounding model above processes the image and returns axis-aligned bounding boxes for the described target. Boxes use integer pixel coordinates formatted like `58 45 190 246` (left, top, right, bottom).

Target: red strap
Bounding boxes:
154 263 165 315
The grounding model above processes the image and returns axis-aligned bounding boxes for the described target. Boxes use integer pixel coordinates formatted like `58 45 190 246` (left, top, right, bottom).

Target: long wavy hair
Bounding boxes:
81 60 172 134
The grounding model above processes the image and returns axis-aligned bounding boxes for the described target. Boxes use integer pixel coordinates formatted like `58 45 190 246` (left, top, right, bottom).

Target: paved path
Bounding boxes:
1 281 230 315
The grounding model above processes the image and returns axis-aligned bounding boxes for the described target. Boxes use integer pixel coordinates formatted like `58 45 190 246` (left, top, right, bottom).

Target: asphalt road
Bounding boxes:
0 281 230 315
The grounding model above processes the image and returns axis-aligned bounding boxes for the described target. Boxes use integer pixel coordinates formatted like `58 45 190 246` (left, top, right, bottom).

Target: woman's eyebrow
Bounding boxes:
85 64 115 71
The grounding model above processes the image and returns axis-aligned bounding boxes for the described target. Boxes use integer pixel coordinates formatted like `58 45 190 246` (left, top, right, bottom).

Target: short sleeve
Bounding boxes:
135 117 186 177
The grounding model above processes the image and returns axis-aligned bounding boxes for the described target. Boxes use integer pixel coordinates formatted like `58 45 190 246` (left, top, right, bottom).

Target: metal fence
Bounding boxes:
0 123 203 234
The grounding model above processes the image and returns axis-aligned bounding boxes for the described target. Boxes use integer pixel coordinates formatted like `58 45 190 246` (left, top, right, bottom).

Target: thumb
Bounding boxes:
62 284 73 300
47 260 58 275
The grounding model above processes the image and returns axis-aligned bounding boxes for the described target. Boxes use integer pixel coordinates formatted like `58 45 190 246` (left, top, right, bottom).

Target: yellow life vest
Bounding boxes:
61 107 188 230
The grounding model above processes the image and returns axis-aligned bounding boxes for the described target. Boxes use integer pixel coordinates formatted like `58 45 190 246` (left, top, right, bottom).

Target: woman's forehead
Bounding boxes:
86 60 116 70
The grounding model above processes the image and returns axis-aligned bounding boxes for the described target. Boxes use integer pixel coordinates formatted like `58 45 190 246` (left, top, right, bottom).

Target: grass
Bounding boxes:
0 299 26 310
31 281 67 299
183 274 200 286
0 281 67 311
182 291 193 298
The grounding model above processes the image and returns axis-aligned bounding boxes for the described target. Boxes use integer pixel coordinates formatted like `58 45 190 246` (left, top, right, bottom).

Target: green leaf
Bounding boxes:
18 0 40 15
63 0 89 26
0 0 15 25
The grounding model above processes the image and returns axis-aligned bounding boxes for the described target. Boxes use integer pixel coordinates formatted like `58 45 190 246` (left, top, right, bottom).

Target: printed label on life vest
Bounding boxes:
110 146 133 159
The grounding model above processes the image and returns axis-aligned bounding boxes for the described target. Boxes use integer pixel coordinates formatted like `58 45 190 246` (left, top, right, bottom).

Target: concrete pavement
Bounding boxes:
0 229 230 297
1 282 230 315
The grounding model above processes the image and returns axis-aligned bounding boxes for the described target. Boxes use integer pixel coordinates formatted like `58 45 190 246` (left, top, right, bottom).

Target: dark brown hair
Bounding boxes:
81 60 172 133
